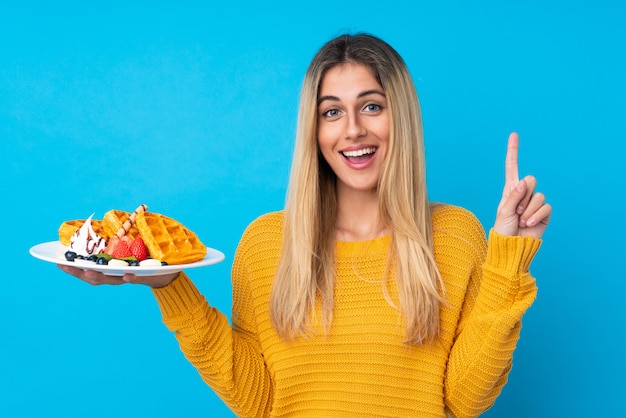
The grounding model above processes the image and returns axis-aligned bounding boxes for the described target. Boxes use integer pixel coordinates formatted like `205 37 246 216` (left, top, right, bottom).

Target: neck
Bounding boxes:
335 185 389 242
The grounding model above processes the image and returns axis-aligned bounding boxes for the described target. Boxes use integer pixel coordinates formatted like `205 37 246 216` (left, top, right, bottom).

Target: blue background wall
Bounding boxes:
1 1 624 416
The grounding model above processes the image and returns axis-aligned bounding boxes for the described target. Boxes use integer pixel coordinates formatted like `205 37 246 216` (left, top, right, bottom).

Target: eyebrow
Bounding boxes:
317 89 386 106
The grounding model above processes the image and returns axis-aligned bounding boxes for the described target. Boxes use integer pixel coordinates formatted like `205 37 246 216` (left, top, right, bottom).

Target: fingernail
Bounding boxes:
519 219 526 228
516 205 524 214
526 217 535 227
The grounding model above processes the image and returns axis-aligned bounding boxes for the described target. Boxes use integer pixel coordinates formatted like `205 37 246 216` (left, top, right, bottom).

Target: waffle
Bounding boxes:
135 211 207 264
102 209 141 241
58 219 108 246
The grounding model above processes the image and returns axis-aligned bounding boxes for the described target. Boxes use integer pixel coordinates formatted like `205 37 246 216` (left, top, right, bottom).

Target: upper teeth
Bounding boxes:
342 147 377 157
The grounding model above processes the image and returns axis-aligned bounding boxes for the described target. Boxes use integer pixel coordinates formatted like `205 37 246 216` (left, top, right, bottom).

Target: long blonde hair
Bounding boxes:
270 34 444 344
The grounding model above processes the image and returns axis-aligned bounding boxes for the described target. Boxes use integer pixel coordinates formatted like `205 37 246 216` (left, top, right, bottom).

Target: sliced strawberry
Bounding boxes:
129 237 149 261
111 240 133 259
103 236 120 255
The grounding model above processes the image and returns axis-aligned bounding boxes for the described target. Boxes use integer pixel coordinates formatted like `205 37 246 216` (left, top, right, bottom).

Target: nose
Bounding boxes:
345 113 367 140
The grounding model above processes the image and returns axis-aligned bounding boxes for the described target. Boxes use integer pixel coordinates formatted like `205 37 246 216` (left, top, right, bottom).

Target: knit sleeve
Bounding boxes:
151 238 274 417
443 228 541 418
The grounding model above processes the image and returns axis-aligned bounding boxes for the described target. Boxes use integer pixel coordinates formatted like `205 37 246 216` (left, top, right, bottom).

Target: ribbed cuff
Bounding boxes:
151 272 204 318
486 229 542 274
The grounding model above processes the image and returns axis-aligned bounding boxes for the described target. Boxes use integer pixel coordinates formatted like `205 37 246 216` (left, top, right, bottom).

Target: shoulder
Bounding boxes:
431 204 486 255
431 203 485 238
243 211 284 234
236 211 284 256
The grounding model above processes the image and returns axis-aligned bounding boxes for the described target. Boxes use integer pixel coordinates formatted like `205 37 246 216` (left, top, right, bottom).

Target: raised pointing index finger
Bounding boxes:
505 132 520 185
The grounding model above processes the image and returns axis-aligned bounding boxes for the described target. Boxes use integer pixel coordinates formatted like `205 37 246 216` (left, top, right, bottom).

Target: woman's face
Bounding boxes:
317 63 390 196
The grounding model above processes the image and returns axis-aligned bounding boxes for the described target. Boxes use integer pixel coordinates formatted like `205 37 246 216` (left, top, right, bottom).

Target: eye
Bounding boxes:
363 103 382 113
322 108 341 118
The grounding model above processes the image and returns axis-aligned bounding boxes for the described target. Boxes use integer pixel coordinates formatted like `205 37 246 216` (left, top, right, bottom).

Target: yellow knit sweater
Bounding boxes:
152 205 541 417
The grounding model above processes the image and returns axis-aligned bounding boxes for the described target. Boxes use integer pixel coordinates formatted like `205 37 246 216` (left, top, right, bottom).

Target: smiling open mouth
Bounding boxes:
341 147 378 163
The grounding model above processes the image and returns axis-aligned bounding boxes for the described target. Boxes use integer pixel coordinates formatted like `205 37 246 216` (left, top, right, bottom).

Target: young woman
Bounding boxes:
60 34 551 417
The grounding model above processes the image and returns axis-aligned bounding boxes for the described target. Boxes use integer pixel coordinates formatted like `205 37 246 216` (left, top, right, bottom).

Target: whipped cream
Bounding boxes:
69 214 107 256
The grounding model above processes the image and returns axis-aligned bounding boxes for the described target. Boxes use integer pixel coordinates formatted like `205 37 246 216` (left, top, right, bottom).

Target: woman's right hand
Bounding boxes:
57 264 179 288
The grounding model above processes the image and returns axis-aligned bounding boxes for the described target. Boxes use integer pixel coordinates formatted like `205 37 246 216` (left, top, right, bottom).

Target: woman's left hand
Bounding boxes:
493 132 552 239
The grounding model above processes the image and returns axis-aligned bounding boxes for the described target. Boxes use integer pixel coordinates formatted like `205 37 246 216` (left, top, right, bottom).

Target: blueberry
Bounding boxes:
161 261 168 266
65 251 77 262
128 260 140 266
87 255 98 262
96 257 108 265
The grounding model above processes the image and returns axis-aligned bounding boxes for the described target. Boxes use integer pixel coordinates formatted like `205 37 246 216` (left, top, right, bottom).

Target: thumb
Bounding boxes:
494 179 527 236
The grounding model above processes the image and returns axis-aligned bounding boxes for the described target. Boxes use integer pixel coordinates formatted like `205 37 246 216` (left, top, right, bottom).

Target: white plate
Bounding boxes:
30 241 225 276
